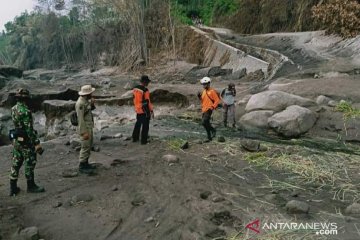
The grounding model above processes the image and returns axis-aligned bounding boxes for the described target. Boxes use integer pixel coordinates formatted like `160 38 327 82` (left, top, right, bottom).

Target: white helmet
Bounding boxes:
200 77 211 84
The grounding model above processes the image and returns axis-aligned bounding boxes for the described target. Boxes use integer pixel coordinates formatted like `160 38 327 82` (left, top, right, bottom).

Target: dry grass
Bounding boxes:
166 138 187 152
220 228 328 240
234 141 360 201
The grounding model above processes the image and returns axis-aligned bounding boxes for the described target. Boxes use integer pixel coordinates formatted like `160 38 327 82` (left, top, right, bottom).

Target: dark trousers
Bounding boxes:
202 109 215 140
132 114 150 144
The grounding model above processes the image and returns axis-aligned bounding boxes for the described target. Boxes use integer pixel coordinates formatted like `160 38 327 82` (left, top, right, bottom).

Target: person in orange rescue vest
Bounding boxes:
197 77 220 142
132 75 154 145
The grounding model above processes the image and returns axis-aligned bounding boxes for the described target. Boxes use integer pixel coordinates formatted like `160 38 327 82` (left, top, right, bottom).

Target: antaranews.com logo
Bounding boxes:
245 219 338 236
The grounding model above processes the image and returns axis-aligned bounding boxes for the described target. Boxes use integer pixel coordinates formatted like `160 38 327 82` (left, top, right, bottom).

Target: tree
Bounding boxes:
312 0 360 38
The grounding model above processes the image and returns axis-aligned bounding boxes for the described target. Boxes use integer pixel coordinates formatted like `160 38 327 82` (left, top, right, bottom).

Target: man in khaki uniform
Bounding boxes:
76 85 96 173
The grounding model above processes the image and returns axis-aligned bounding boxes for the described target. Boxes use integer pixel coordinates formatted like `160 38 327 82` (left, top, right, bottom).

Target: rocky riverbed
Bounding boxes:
1 29 360 240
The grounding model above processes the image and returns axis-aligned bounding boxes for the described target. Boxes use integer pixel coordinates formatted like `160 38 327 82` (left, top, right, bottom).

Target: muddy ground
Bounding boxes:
1 112 360 240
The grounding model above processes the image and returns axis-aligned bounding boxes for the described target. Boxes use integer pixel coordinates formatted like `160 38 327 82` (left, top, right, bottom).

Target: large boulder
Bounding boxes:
243 69 265 81
186 66 232 79
2 88 78 111
0 108 12 146
232 68 247 79
246 91 315 112
42 100 76 119
316 95 332 105
150 89 189 107
239 110 274 130
0 65 23 78
268 105 317 137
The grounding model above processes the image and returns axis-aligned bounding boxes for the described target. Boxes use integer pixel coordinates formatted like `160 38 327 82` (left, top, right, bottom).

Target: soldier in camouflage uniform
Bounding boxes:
76 85 96 174
9 89 45 196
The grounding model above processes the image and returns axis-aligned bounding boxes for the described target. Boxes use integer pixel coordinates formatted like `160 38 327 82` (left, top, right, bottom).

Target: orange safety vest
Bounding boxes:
201 88 220 113
133 85 153 114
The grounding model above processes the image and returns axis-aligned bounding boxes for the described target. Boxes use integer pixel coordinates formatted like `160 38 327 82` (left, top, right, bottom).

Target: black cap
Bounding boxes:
140 75 151 83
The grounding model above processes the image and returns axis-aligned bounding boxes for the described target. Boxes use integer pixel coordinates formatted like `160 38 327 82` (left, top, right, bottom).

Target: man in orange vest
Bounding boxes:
132 75 154 145
197 77 220 142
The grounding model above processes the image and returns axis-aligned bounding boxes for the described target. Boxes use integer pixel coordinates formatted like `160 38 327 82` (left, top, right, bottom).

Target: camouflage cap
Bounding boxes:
15 88 30 98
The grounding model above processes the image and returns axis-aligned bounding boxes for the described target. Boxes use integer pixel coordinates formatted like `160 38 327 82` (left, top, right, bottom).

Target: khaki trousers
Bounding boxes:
79 130 93 163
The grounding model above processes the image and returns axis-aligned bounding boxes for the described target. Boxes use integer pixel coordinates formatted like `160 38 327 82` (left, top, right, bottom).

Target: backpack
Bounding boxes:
70 111 78 126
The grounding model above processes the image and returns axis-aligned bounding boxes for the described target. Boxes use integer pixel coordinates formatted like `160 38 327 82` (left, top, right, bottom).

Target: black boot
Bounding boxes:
27 178 45 193
211 128 216 138
9 179 20 197
83 161 96 169
79 162 96 174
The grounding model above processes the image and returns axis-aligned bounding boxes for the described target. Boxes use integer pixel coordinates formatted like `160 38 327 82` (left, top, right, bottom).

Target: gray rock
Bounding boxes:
268 105 317 137
42 100 75 119
52 201 62 208
61 169 79 178
316 95 332 105
232 68 247 79
212 196 225 203
0 112 11 121
70 137 81 149
264 194 286 205
246 91 315 112
162 154 179 163
0 75 7 89
131 197 145 206
291 190 300 197
144 217 155 223
150 89 189 107
258 145 268 151
224 68 247 80
92 146 100 152
345 203 360 215
205 228 226 238
114 133 123 138
17 226 39 240
208 67 232 77
121 90 133 98
239 111 274 130
0 65 23 78
237 94 252 105
180 141 189 150
328 100 337 107
240 139 260 152
186 66 232 79
187 104 196 110
195 139 203 144
243 69 265 81
71 193 93 204
111 185 118 191
122 136 132 141
123 82 134 90
286 200 310 214
200 191 212 200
